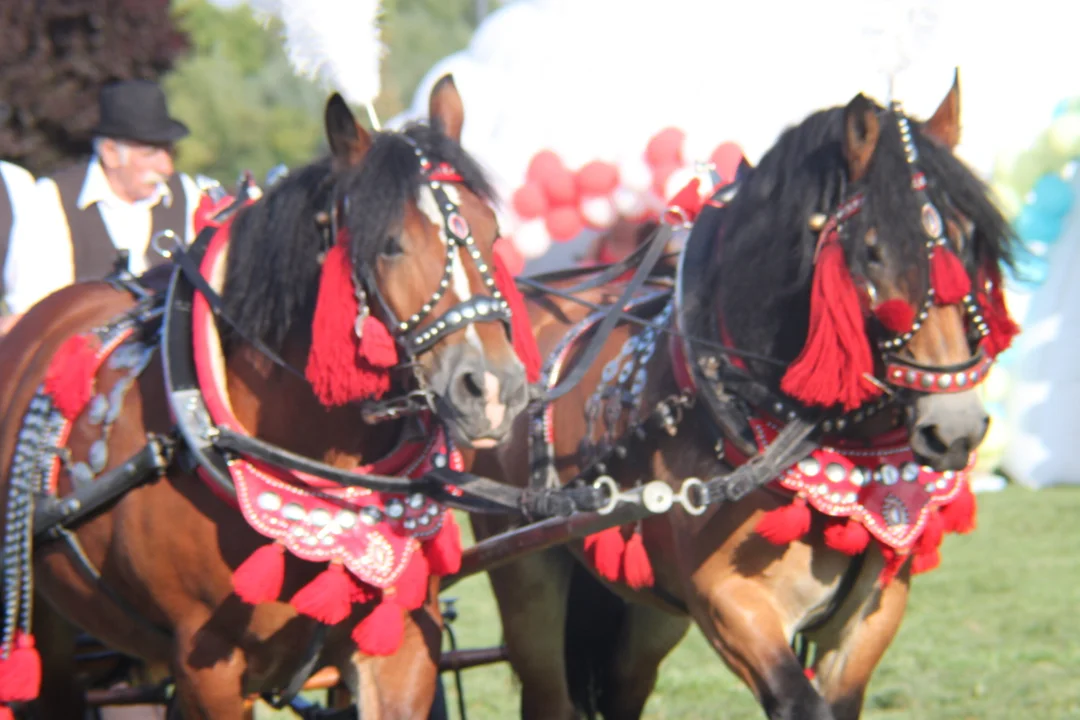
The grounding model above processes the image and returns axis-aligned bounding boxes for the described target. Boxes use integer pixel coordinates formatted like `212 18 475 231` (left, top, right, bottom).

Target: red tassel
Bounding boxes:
914 511 945 556
306 243 393 407
584 527 625 583
44 334 101 420
422 512 462 577
939 482 976 534
232 542 285 604
911 547 941 575
357 315 398 370
0 631 42 703
621 531 655 589
0 704 13 720
289 562 354 625
930 244 971 305
780 236 880 411
877 545 908 586
394 551 431 611
664 178 704 224
755 498 813 546
874 299 915 335
351 594 405 657
823 517 871 556
492 243 541 384
977 265 1020 357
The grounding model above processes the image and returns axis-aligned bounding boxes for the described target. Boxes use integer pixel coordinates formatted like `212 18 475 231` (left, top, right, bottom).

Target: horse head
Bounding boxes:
714 74 1019 472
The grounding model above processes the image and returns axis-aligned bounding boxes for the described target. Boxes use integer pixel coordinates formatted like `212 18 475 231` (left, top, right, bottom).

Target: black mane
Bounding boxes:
220 123 493 355
694 100 1018 383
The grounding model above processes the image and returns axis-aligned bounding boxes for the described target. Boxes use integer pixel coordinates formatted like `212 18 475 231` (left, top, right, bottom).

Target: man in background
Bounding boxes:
0 160 41 333
2 79 201 322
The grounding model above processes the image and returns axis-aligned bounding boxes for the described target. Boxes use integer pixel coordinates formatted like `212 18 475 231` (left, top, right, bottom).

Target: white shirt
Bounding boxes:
0 162 42 313
3 157 201 314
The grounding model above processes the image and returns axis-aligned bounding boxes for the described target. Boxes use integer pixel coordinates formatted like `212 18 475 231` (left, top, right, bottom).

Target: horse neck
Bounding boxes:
225 343 403 466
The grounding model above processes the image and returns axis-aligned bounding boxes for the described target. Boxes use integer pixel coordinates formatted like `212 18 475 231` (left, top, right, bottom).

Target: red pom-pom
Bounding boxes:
911 547 941 575
306 243 393 406
423 512 463 577
44 334 101 420
289 563 355 625
232 543 285 604
0 631 42 703
584 527 625 583
621 531 655 589
877 545 908 586
492 244 541 383
351 595 405 657
356 315 398 370
755 498 813 546
977 265 1020 357
823 517 872 556
914 511 945 556
780 235 880 411
930 244 971 305
939 482 976 534
874 299 916 335
394 551 431 612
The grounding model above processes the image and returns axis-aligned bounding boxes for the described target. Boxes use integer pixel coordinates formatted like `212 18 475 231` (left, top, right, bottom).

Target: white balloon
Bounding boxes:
619 155 654 194
612 186 647 218
512 219 552 259
581 196 617 228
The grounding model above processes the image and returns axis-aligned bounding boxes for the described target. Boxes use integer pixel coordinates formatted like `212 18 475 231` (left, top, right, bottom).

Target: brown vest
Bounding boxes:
51 159 186 282
0 169 14 309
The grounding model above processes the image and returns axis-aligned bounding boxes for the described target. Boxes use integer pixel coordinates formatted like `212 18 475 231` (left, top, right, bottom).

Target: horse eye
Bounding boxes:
864 229 883 264
381 235 404 258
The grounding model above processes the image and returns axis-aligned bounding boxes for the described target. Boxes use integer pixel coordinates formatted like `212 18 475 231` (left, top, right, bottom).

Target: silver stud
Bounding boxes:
901 462 920 482
407 493 425 509
476 300 490 315
418 515 431 526
88 440 108 473
386 500 405 519
422 304 432 313
925 482 937 493
478 263 488 272
937 374 953 390
70 462 94 486
399 321 409 331
282 503 305 520
797 457 821 476
822 420 834 432
906 370 918 384
308 509 332 527
88 394 109 425
403 518 416 530
850 467 868 486
920 374 935 389
410 314 420 323
955 373 967 387
336 510 357 529
433 454 447 468
448 311 462 325
880 464 900 485
436 321 446 330
440 279 449 288
360 507 382 526
256 491 282 511
825 463 847 483
462 306 476 319
835 418 847 431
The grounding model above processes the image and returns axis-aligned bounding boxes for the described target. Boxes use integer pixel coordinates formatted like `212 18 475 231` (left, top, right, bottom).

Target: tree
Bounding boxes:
0 0 188 176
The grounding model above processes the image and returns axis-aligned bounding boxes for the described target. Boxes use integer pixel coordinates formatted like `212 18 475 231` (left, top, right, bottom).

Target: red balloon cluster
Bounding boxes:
511 150 621 242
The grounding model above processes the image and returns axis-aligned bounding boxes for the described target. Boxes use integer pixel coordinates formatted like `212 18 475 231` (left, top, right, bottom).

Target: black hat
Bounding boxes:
90 79 189 145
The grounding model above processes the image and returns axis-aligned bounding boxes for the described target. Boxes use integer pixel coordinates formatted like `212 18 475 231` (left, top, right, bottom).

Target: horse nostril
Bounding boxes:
461 371 484 400
918 424 950 456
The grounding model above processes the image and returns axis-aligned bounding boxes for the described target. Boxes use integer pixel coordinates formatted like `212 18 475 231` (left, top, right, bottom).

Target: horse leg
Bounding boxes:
806 552 911 720
597 600 689 720
689 574 836 720
29 594 85 720
477 538 577 720
170 619 248 719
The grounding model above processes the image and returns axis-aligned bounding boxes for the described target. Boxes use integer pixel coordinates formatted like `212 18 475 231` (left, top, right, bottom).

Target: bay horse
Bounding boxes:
0 75 530 718
471 76 1019 719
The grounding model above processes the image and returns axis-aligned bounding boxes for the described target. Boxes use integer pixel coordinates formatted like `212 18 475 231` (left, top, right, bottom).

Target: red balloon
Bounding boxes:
545 206 585 242
495 237 526 276
645 127 685 169
543 168 578 206
710 142 745 183
512 183 548 219
526 150 566 185
651 160 680 198
575 161 620 196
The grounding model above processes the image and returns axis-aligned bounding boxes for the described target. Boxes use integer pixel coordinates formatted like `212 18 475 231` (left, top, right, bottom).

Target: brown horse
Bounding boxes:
0 75 529 719
472 77 1019 719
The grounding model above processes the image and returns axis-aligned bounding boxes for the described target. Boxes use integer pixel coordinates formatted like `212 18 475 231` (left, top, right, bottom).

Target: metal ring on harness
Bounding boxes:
151 229 182 260
674 477 708 516
593 475 620 515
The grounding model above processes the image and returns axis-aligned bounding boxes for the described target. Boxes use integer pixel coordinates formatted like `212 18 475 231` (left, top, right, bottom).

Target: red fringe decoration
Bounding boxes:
911 548 941 575
584 527 625 583
232 542 285 604
621 531 655 589
977 266 1020 357
43 334 101 420
929 244 971 305
939 482 976 534
492 243 541 383
394 552 431 611
877 545 908 586
914 512 945 556
0 631 41 703
780 236 880 411
823 517 872 556
352 595 405 657
874 299 915 335
306 243 395 407
289 562 354 625
349 577 373 605
755 498 813 546
422 512 463 577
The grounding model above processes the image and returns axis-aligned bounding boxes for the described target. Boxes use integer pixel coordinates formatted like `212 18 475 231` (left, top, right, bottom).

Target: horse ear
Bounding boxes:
923 69 961 149
324 93 372 168
842 93 881 183
429 74 464 143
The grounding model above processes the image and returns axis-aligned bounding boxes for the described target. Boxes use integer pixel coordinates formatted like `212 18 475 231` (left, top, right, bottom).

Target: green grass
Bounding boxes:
258 485 1080 719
